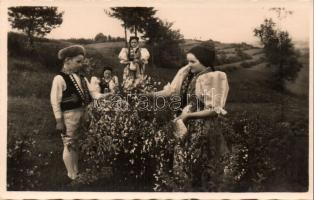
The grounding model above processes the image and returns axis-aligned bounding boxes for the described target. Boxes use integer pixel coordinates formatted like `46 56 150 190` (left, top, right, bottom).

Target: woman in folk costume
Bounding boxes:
87 66 119 100
99 66 119 94
50 45 92 180
119 36 150 92
154 43 230 190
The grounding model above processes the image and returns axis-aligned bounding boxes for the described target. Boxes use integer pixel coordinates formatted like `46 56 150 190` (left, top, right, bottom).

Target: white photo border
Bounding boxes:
0 0 313 199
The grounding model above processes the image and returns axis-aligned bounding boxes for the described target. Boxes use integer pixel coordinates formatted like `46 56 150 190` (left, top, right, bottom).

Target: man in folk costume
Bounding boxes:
50 45 91 180
119 36 150 91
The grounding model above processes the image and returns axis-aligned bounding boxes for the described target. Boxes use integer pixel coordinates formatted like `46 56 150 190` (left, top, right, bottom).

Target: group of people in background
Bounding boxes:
88 36 150 99
50 36 230 185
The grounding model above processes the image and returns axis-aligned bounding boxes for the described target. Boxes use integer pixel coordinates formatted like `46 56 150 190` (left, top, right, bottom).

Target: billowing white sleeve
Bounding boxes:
196 72 229 115
50 75 66 120
140 48 150 64
118 48 129 64
155 65 190 97
85 76 104 99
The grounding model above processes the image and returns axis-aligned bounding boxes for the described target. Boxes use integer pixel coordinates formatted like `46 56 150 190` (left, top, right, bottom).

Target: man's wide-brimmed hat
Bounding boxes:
58 45 86 60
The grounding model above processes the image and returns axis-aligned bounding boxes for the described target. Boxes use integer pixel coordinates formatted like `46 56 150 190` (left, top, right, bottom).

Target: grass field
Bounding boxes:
7 35 310 191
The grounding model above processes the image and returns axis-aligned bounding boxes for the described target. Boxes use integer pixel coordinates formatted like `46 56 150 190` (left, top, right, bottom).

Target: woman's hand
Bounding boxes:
141 59 148 64
121 60 131 65
99 93 113 100
145 91 155 97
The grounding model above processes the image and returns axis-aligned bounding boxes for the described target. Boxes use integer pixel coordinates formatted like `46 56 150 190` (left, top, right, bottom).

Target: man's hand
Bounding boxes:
56 118 66 134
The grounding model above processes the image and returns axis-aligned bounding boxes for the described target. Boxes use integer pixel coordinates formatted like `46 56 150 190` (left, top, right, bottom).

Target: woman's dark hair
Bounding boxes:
188 43 216 71
129 36 139 43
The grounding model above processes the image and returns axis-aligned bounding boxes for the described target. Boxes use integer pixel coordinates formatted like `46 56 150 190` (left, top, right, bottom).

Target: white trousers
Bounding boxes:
61 108 84 180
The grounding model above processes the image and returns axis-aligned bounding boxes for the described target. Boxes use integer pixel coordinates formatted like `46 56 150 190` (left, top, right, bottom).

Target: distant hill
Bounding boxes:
8 32 308 95
294 40 309 49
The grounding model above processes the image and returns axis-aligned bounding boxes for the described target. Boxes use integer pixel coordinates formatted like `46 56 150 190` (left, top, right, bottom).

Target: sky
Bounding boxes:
8 0 313 44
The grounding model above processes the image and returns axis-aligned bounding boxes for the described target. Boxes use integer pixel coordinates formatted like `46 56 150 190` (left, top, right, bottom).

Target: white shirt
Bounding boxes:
118 47 150 64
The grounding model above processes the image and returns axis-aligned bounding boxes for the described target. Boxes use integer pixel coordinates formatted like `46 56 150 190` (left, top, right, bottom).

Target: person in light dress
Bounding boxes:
153 43 230 189
118 36 150 92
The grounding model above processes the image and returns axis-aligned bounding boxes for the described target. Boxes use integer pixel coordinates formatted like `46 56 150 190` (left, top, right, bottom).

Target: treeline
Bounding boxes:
63 33 125 45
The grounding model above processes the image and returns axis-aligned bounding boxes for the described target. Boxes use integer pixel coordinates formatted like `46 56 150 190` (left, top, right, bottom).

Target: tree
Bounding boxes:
124 7 157 36
254 18 302 90
143 19 185 68
106 7 184 68
105 7 157 45
105 8 129 46
95 33 107 43
107 35 112 42
8 6 63 47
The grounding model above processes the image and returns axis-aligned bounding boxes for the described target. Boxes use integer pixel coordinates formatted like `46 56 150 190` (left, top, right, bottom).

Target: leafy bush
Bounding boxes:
7 131 55 190
71 70 308 192
154 111 308 192
76 78 176 187
254 18 303 90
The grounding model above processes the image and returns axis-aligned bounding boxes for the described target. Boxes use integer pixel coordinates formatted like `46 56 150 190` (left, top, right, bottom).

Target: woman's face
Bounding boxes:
103 70 112 79
130 39 139 48
65 55 84 72
186 53 205 73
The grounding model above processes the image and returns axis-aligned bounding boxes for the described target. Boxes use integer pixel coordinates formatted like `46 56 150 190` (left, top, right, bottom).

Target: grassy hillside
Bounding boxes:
7 33 309 191
286 48 310 95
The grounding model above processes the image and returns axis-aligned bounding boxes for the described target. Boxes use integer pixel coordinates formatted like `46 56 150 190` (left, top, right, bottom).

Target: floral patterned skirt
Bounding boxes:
122 65 143 92
173 116 230 191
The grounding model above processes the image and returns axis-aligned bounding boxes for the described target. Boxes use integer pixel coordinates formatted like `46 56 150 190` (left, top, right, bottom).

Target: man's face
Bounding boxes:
65 55 85 72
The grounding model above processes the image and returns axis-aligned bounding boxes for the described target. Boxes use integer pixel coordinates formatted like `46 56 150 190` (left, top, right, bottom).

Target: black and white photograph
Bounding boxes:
0 0 313 199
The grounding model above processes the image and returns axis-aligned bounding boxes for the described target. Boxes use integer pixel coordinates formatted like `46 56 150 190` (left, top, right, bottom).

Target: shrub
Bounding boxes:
154 111 308 192
76 77 176 187
7 131 56 190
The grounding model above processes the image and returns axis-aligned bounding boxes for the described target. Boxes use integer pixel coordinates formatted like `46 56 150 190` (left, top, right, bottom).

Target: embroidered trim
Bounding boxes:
69 74 85 104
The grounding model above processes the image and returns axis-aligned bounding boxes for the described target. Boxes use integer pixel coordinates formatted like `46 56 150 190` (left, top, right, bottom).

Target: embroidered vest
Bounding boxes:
178 68 212 114
59 72 84 111
128 47 141 61
100 78 110 93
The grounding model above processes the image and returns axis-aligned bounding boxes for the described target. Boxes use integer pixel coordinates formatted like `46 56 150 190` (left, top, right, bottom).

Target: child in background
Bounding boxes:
87 66 119 100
